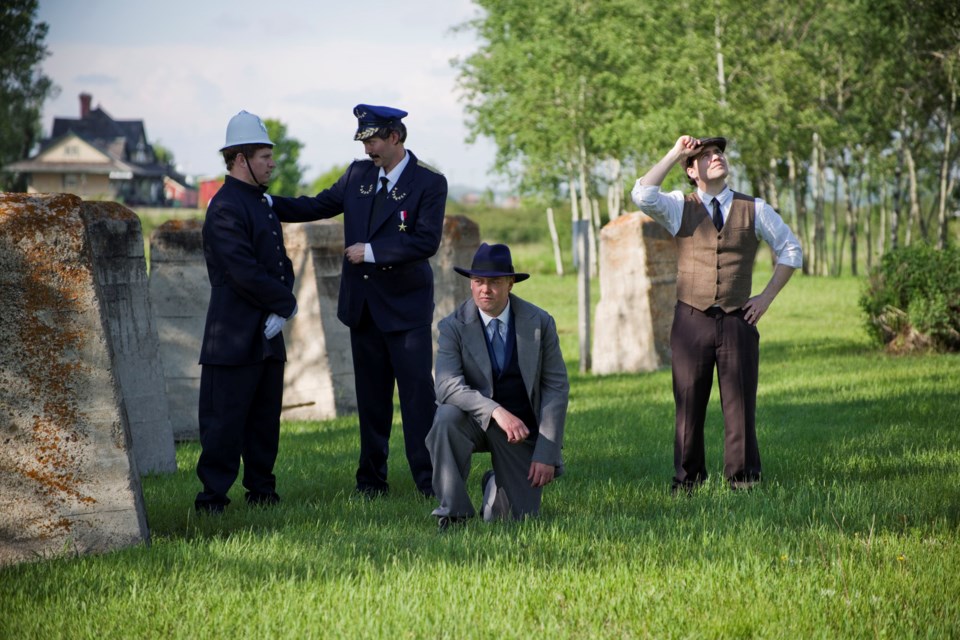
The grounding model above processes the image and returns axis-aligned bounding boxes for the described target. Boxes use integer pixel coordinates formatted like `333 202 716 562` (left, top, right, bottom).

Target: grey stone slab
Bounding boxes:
0 193 150 566
593 212 678 374
82 202 176 475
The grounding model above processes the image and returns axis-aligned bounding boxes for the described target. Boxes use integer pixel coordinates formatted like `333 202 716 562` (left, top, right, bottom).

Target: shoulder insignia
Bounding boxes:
417 159 444 175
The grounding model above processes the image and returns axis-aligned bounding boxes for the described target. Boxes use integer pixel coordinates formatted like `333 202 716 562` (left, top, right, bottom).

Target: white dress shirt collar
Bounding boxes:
378 150 410 192
697 185 731 209
478 301 512 333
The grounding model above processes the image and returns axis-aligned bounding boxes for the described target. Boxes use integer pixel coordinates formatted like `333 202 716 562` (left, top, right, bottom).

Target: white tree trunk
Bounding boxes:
567 170 580 268
546 207 564 276
606 158 623 220
590 197 601 277
905 145 920 246
575 219 591 374
937 86 955 250
715 13 727 106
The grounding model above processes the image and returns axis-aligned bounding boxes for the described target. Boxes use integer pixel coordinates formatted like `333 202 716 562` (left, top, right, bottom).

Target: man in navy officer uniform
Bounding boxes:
195 110 317 514
271 104 447 498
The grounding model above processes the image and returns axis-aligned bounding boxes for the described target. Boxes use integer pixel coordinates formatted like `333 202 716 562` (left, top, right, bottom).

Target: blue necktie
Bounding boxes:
490 318 505 371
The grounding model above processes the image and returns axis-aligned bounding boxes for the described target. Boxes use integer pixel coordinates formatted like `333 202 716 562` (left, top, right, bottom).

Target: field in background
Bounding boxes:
2 236 958 637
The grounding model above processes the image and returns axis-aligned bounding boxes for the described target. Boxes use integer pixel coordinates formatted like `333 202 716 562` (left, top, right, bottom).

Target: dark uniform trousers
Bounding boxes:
671 301 761 486
195 359 284 508
351 304 436 495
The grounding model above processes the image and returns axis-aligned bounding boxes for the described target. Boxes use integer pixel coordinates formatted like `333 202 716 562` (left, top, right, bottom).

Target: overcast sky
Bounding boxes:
36 0 501 191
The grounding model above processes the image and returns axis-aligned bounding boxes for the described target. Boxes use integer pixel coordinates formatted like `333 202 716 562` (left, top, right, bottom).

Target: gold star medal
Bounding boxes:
398 210 408 232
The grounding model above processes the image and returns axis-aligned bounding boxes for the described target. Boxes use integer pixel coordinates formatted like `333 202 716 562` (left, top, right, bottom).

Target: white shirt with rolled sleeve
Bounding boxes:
631 181 803 270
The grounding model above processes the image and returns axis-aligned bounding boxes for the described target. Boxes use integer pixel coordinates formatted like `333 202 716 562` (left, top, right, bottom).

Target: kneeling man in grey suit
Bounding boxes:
426 243 569 530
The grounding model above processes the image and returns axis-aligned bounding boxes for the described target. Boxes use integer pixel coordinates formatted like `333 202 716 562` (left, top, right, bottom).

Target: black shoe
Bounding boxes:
354 485 389 500
246 492 281 507
437 515 467 532
670 482 696 497
729 479 759 491
195 502 226 515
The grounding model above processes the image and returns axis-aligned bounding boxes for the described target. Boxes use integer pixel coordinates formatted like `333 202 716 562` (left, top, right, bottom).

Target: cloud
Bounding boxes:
72 73 118 86
38 1 498 187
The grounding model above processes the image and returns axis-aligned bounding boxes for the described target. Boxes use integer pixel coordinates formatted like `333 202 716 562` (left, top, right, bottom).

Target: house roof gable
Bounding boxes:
48 107 153 164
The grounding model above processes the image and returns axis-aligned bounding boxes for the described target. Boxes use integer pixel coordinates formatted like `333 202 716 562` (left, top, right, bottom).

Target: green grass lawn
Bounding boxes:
3 260 959 639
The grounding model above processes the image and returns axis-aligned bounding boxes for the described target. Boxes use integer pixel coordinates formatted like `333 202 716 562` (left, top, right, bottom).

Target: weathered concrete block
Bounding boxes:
149 219 207 440
430 216 479 344
593 212 678 374
147 214 481 426
281 221 356 420
0 193 150 566
82 202 176 474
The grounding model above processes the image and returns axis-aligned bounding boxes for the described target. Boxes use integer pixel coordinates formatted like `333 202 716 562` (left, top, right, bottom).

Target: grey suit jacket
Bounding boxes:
435 294 569 467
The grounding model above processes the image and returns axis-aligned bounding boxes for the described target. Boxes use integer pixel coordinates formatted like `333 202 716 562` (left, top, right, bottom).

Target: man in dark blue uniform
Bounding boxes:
272 104 447 498
195 110 315 514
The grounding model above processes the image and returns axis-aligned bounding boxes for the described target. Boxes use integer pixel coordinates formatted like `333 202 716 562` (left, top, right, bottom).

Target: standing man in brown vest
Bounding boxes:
631 135 803 493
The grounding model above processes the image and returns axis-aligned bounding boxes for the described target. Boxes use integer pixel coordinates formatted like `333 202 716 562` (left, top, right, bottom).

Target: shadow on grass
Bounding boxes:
137 345 959 578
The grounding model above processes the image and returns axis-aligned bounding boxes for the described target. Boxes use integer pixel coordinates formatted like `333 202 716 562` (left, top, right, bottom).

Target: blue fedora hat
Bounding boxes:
454 243 530 282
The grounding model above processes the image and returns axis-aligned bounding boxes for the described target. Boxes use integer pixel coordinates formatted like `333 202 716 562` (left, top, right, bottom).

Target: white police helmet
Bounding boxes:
220 110 274 151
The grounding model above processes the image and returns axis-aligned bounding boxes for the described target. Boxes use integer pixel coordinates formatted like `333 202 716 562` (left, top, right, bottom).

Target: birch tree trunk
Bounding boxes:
591 196 601 276
606 158 622 220
891 110 905 250
904 145 921 246
767 157 781 211
546 207 564 276
715 13 727 106
574 142 592 373
578 139 596 278
879 178 889 258
865 169 875 271
787 152 810 275
830 169 841 276
567 169 581 268
937 86 956 250
574 218 591 374
812 132 827 276
765 157 781 267
844 165 859 277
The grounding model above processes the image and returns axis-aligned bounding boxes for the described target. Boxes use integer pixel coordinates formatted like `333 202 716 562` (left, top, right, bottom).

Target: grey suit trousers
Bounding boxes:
426 404 542 520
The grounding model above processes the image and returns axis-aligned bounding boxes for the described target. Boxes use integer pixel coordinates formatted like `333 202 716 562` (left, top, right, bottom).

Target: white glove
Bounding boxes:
264 313 285 339
287 303 298 320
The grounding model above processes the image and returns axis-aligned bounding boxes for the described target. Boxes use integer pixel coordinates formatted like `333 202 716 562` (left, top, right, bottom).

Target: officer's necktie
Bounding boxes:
711 198 724 232
368 176 389 235
489 318 505 371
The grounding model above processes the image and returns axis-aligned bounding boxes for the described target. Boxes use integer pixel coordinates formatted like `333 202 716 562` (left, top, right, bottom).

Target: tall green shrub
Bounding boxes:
859 245 960 352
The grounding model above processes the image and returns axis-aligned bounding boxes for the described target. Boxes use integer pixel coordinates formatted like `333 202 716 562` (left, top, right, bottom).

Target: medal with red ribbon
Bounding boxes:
398 210 408 232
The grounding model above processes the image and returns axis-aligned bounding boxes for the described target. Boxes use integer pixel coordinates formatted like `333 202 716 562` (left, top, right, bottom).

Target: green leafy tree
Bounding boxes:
302 162 350 196
459 0 959 285
0 0 58 191
263 118 304 197
153 142 175 167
